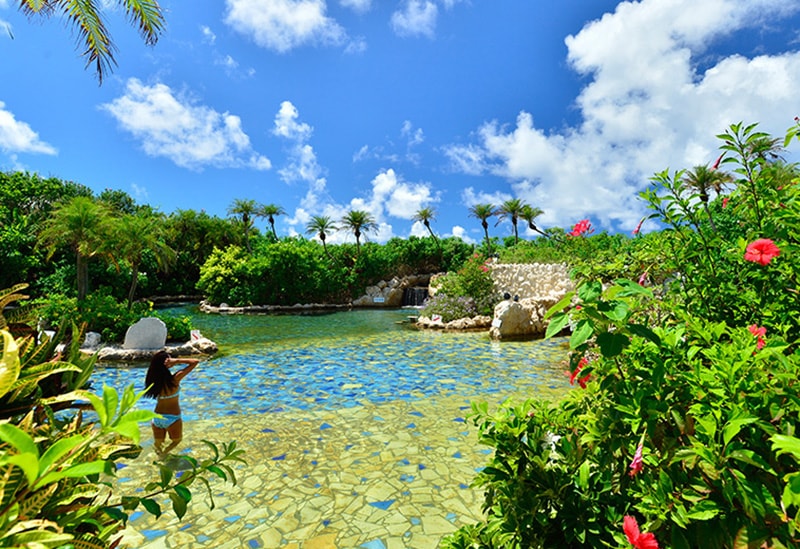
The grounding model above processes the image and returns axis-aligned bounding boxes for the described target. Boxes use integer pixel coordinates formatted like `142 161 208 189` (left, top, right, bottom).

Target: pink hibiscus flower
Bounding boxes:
744 239 780 266
623 516 659 549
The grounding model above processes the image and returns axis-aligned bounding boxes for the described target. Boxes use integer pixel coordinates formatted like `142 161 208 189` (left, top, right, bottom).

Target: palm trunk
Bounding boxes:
127 263 140 310
76 253 89 302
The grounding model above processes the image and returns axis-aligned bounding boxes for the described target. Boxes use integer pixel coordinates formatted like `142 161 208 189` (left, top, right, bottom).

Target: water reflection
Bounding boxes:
95 307 571 421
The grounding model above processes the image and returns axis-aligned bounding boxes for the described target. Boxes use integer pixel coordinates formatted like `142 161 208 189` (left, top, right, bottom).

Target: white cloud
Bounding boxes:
0 101 57 155
391 0 438 38
101 78 271 171
200 25 216 44
445 0 800 232
224 0 346 52
340 0 371 13
449 225 475 243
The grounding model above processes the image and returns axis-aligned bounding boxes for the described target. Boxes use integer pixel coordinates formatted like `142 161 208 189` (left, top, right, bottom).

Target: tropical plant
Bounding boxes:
443 121 800 548
519 204 548 238
497 198 526 245
17 0 165 84
227 198 259 253
0 286 245 548
413 206 442 260
37 196 113 301
340 209 377 256
468 203 497 255
306 215 337 257
112 211 176 308
681 163 732 232
259 203 286 241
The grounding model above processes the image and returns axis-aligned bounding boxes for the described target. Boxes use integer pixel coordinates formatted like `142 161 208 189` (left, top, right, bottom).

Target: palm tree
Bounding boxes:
259 203 285 241
38 196 112 301
340 210 377 256
113 212 176 309
497 198 526 245
468 203 497 254
17 0 165 84
413 207 442 260
306 215 337 257
227 198 258 252
520 204 548 238
682 165 732 232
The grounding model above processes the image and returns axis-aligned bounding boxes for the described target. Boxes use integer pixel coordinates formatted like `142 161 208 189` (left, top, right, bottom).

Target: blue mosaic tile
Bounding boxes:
115 463 127 470
453 417 466 423
117 477 131 483
373 416 384 421
360 539 387 549
248 540 262 548
197 535 211 543
142 529 168 541
452 451 462 458
323 519 331 526
130 511 144 522
447 513 457 522
418 463 426 470
368 500 395 510
272 453 286 460
179 523 192 531
406 423 416 429
261 427 275 433
400 474 415 482
409 411 424 417
320 422 333 430
344 444 354 450
410 517 421 525
224 515 241 523
398 458 410 465
460 483 469 489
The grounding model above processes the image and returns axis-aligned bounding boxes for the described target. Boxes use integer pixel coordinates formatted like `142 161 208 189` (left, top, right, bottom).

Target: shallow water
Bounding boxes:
96 308 572 548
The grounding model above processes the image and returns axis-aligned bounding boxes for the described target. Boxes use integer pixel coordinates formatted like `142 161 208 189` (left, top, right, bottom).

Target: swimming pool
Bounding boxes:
94 307 571 420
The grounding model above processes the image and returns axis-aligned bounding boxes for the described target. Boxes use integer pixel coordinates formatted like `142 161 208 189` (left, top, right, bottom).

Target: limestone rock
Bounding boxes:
489 301 533 339
123 317 167 350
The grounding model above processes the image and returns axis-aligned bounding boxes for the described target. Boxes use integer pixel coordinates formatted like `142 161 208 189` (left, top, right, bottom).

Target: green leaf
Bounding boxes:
174 484 192 502
38 434 86 476
170 491 188 519
2 453 40 487
109 419 143 442
614 279 654 298
0 330 21 399
628 324 661 346
596 332 629 357
544 312 570 339
206 465 228 480
686 499 721 520
84 392 108 426
577 281 602 303
771 434 800 461
782 472 800 508
0 424 38 457
140 498 161 517
599 300 629 322
722 417 759 447
577 460 591 490
569 319 594 350
543 292 574 320
102 384 119 424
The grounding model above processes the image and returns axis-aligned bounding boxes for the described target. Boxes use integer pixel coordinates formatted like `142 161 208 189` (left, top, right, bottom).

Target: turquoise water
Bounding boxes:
94 307 571 421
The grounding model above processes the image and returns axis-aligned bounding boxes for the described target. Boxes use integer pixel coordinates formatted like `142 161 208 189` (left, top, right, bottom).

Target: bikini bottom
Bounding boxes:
152 414 182 429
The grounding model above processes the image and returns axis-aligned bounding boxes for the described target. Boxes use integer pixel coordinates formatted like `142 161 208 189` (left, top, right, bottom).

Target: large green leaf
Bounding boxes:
569 319 594 350
0 330 21 399
544 313 570 340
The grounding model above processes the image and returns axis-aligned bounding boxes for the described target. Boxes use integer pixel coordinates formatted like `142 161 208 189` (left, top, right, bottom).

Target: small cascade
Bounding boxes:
402 286 429 307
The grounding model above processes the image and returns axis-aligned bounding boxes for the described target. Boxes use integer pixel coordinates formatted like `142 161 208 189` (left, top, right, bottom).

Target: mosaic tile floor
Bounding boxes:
114 394 501 548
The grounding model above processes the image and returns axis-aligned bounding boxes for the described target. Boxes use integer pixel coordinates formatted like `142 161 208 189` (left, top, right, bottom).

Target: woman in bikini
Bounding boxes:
144 351 199 456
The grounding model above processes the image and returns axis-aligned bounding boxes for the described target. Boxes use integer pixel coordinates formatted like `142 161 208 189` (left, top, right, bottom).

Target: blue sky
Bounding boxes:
2 0 800 244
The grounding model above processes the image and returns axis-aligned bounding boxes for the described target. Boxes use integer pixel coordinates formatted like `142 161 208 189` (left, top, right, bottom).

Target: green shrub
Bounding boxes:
443 122 800 548
420 294 479 322
429 253 498 316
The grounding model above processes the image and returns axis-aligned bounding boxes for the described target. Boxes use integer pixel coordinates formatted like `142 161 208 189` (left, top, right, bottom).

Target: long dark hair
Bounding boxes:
144 350 177 399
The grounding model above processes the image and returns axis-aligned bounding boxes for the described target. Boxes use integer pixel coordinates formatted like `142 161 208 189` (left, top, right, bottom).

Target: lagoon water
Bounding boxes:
96 308 571 548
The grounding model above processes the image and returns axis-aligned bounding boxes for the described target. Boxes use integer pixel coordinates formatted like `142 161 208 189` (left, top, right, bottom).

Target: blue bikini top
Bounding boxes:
157 387 180 400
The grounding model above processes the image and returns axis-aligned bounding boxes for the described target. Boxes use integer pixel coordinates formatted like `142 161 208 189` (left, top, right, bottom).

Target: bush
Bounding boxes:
428 253 498 316
420 294 478 322
443 122 800 548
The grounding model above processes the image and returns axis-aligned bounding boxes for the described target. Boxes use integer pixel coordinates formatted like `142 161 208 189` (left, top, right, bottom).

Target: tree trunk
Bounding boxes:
127 263 140 310
76 253 89 301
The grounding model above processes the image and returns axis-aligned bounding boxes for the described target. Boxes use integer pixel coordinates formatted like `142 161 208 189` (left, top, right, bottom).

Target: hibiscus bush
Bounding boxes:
442 121 800 548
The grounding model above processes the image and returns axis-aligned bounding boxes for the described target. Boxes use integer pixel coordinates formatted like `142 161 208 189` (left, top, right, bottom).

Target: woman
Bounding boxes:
144 350 199 456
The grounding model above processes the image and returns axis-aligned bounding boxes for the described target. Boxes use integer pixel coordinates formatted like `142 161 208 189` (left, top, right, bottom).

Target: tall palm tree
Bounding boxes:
520 204 548 238
413 207 442 260
306 215 337 257
38 196 112 301
227 198 258 252
682 165 732 232
497 198 526 245
468 203 497 254
113 212 176 309
18 0 165 84
259 203 285 241
340 210 377 256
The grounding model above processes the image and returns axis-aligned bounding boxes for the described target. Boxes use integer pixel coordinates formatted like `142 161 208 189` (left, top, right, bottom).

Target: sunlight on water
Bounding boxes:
94 307 571 421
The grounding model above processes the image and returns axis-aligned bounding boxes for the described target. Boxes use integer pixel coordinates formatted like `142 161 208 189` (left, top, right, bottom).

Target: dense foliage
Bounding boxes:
0 285 245 548
442 122 800 548
422 253 499 319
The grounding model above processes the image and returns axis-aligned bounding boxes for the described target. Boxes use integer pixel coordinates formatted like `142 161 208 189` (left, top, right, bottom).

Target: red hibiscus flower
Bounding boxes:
748 324 767 350
632 217 645 235
569 356 591 388
629 443 644 477
722 197 729 208
623 516 659 549
568 219 593 237
744 239 780 266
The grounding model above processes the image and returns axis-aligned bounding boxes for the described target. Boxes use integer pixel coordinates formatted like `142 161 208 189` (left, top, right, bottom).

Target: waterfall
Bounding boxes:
402 287 429 307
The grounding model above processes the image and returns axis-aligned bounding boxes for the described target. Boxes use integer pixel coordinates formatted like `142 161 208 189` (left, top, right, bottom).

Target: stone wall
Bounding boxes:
489 262 573 302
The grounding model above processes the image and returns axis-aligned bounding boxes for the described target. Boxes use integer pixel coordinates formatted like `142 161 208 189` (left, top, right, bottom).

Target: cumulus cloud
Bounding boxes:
200 25 216 44
224 0 346 52
0 101 57 155
391 0 438 38
445 0 800 231
100 78 271 171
